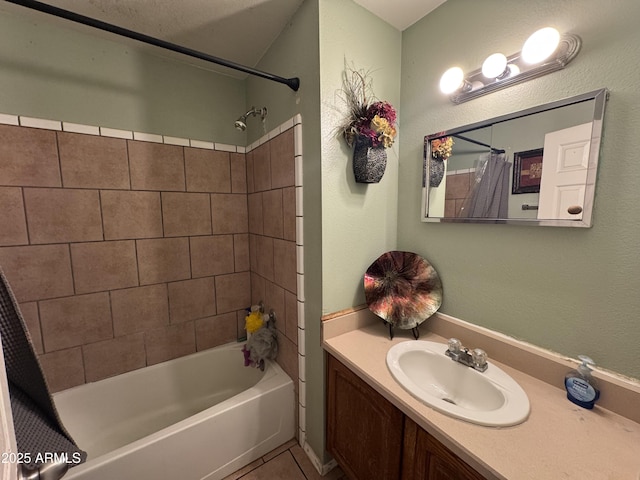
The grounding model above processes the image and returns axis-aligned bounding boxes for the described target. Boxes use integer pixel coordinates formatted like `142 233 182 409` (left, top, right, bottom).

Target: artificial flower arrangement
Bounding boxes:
430 136 454 160
339 64 398 183
340 66 398 150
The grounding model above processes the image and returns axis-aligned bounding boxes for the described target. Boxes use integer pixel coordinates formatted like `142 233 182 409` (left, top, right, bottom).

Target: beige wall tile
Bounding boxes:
252 143 271 192
248 192 263 235
195 312 237 351
162 192 212 237
284 291 298 346
230 153 247 193
270 129 295 189
83 333 146 382
20 301 43 354
265 281 285 336
249 235 259 273
215 272 251 314
145 322 195 365
274 239 297 294
24 188 103 244
246 150 255 194
250 272 265 307
168 277 216 323
236 310 247 341
233 234 250 272
184 148 231 193
101 190 163 240
211 193 248 234
128 140 185 191
0 187 28 246
71 241 138 294
445 172 471 199
255 235 274 281
276 334 299 385
262 189 284 239
58 132 129 189
444 199 456 218
39 292 113 352
190 235 234 278
39 347 85 392
111 284 169 336
0 125 61 187
137 237 191 285
0 245 73 302
282 187 296 242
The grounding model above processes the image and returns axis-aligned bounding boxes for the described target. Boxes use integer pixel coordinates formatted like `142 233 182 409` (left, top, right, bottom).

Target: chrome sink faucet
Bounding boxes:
445 338 488 372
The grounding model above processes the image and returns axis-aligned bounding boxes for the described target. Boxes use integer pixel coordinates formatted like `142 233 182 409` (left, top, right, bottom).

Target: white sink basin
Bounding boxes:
386 340 530 427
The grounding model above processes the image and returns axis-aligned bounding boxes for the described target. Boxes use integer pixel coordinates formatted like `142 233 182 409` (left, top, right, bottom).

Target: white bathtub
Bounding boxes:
53 342 295 480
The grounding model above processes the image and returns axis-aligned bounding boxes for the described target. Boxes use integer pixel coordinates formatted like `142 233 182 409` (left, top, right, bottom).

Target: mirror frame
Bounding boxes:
421 88 609 227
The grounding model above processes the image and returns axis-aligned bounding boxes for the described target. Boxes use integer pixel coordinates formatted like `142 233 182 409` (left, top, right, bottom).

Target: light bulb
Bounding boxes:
482 53 508 78
439 67 464 94
522 27 561 64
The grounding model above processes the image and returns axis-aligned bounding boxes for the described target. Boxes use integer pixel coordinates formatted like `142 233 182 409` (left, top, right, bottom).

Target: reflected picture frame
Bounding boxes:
512 148 544 194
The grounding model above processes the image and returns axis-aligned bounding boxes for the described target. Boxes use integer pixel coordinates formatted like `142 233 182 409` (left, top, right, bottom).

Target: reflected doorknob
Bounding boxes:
567 205 583 215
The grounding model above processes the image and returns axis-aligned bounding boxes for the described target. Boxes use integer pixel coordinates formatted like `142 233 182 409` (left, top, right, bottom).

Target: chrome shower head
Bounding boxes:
234 106 267 131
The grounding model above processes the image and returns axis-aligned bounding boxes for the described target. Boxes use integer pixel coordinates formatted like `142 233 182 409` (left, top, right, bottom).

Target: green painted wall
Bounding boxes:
319 0 402 314
317 0 401 462
248 0 402 462
245 0 325 460
398 0 640 380
0 5 246 144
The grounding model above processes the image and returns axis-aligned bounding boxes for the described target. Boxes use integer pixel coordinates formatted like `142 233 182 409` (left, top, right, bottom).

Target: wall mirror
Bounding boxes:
422 88 608 227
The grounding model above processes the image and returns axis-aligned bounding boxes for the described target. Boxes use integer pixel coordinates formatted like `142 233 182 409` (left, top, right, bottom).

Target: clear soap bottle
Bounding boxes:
564 355 600 409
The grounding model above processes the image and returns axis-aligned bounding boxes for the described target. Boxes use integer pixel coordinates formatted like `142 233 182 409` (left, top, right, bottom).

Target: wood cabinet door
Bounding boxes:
327 354 404 480
408 419 486 480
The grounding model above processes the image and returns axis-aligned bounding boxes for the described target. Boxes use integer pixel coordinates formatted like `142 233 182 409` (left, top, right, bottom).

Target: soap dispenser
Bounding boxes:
565 355 600 409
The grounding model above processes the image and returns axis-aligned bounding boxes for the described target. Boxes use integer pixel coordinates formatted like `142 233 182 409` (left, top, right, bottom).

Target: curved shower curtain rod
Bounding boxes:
5 0 301 92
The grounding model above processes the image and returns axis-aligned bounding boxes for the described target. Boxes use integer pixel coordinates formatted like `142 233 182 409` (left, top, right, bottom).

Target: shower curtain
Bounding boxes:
459 153 510 219
0 267 86 472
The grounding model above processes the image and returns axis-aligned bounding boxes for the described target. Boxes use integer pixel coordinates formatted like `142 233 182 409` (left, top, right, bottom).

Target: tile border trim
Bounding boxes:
0 113 263 153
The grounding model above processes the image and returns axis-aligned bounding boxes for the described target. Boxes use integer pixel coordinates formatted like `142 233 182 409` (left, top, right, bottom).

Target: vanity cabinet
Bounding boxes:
327 354 486 480
326 354 404 479
403 418 486 480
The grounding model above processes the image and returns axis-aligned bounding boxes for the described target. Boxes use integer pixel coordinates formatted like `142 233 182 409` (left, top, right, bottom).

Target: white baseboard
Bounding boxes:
302 441 338 476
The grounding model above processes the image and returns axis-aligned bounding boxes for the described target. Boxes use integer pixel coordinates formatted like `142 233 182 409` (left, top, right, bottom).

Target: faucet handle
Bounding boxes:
472 348 488 370
447 338 462 354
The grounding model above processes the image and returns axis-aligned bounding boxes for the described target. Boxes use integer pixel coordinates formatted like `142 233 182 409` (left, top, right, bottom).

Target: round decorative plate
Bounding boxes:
364 251 443 330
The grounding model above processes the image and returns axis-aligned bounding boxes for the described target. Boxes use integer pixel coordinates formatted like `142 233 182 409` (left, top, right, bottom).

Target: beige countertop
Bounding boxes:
322 309 640 480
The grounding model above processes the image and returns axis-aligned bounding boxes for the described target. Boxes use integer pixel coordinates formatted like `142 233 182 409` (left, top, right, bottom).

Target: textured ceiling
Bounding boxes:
3 0 444 77
38 0 307 77
354 0 446 31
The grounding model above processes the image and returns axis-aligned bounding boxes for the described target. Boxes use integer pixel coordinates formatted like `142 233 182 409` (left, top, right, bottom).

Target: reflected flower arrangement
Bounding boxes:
431 136 454 160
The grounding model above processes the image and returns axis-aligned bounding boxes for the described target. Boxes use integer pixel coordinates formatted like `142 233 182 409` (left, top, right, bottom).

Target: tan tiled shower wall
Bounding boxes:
444 171 473 217
0 123 252 392
245 128 299 390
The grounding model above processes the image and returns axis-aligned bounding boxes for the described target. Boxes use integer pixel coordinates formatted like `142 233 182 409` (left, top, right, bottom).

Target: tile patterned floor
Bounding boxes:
223 439 347 480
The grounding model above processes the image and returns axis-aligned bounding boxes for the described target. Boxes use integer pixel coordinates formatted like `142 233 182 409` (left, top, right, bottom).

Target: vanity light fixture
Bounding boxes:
440 27 581 104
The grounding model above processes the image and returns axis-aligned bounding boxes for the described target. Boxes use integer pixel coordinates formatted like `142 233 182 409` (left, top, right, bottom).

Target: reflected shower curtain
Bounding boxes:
459 153 510 218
